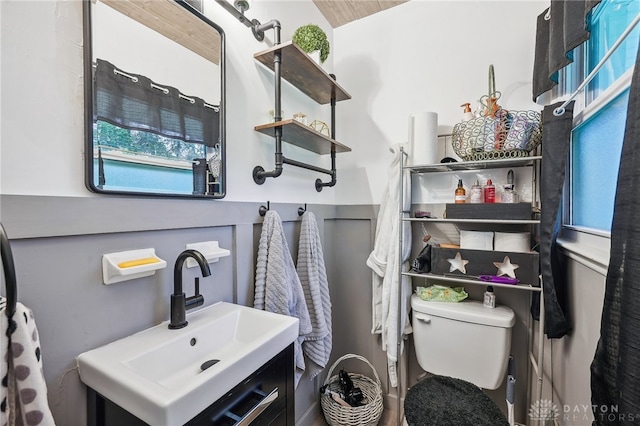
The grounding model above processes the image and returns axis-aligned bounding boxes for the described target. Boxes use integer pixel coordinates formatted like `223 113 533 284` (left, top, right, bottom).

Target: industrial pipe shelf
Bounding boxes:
252 39 352 191
255 119 351 155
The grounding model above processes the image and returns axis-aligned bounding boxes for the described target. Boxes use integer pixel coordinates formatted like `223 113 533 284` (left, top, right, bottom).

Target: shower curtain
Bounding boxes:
532 0 601 101
531 0 604 338
531 101 573 339
590 39 640 424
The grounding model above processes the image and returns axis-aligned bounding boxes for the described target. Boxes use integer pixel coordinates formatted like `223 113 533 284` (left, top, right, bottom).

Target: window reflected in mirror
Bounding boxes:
85 0 225 198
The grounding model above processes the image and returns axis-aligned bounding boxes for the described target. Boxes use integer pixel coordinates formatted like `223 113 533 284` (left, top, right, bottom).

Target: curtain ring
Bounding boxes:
544 8 551 21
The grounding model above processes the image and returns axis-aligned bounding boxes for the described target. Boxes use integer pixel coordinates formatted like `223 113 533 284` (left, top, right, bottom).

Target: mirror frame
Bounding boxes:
82 0 226 199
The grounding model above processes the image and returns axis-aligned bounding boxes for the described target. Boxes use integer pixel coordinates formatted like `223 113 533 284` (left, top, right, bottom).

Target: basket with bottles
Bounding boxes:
452 65 542 161
320 354 383 426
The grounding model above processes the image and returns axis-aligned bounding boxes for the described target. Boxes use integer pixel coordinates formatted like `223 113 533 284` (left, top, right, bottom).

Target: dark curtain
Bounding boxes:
530 101 573 339
531 0 607 338
590 39 640 424
532 0 602 101
94 58 219 147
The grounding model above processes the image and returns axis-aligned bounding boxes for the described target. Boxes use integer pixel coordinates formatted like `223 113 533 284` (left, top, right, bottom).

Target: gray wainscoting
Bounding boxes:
0 195 536 425
0 195 380 426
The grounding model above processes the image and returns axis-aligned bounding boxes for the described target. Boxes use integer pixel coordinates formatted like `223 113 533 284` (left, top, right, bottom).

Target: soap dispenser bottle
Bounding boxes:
460 103 475 121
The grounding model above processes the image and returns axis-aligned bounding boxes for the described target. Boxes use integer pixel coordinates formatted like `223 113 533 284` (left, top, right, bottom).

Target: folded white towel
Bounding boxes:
1 301 56 426
254 210 312 387
297 211 332 379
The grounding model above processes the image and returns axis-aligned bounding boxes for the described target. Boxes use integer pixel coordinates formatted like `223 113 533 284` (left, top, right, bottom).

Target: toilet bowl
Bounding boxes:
411 294 515 390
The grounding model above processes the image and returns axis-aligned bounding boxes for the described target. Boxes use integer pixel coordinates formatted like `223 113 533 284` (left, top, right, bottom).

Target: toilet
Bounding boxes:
410 293 515 390
404 294 516 425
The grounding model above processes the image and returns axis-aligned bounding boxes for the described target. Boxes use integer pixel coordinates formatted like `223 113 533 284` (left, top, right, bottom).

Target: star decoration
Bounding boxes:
447 252 469 274
493 256 519 278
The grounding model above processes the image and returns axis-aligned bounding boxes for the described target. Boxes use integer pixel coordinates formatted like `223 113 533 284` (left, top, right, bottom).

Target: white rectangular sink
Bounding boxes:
77 302 298 426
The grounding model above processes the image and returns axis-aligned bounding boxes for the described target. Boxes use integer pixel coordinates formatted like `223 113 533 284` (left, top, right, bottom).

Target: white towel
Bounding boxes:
296 211 332 379
366 143 413 388
254 210 312 387
1 300 56 426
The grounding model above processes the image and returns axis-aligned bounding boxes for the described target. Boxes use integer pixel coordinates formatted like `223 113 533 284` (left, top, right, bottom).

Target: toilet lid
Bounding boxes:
411 295 515 328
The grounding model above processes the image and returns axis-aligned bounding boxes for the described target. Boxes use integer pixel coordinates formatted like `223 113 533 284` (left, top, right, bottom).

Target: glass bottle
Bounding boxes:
484 179 495 203
470 179 483 203
483 286 496 308
455 179 466 204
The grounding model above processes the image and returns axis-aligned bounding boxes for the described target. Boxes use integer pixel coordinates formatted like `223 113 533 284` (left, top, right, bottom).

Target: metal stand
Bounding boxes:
397 149 546 426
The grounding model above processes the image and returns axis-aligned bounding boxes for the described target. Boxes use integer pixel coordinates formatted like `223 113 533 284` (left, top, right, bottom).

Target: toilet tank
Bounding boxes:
411 294 515 390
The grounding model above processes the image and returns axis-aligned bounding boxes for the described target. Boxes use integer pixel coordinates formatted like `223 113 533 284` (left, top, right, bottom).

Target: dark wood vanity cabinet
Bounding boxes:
87 344 294 426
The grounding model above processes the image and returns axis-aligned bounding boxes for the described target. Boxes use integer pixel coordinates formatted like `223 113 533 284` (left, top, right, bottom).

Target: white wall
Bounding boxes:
0 0 546 206
332 0 547 205
0 0 337 203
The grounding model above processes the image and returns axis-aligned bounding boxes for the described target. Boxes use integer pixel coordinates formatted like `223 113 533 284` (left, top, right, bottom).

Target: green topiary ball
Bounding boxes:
292 24 330 63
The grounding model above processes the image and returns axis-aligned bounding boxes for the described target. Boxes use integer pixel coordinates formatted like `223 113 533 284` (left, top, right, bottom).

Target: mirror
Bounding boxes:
83 0 226 198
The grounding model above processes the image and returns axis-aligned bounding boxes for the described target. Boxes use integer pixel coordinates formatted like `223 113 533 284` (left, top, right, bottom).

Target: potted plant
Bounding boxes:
292 24 330 64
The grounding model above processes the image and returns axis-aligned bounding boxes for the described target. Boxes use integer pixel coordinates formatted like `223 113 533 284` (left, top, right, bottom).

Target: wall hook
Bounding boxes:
297 203 307 216
258 201 270 217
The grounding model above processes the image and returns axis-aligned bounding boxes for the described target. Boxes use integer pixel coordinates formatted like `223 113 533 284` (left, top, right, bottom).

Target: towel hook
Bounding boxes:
258 201 270 217
298 203 307 216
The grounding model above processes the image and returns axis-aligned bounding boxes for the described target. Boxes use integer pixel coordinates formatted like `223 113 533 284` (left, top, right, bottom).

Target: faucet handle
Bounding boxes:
185 277 204 310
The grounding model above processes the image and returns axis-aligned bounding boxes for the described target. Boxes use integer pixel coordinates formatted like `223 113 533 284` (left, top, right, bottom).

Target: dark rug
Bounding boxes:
404 375 508 426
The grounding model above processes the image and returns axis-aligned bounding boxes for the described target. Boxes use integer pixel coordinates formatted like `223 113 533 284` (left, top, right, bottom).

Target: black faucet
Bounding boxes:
169 249 211 329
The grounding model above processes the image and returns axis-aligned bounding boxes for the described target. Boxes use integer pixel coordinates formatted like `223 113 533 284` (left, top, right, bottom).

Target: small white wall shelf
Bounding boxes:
102 248 167 285
185 241 230 268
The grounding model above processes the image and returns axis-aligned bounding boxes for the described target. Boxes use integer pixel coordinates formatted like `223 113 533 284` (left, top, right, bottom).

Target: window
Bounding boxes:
91 59 220 195
588 0 640 98
570 88 628 230
564 0 639 233
94 122 205 194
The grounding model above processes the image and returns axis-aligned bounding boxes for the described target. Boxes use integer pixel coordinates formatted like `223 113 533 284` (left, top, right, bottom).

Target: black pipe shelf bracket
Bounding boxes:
252 41 352 192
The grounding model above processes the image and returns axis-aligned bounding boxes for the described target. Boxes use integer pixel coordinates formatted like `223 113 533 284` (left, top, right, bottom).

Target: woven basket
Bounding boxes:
321 354 384 426
452 65 542 161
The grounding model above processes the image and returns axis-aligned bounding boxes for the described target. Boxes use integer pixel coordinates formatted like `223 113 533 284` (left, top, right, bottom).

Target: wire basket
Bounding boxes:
452 65 542 161
321 354 384 426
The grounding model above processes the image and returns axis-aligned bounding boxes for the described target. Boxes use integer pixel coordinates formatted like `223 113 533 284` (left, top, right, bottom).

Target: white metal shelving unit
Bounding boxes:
396 147 545 426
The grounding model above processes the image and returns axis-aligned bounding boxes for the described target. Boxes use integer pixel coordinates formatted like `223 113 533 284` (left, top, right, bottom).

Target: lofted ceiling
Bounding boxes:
312 0 409 28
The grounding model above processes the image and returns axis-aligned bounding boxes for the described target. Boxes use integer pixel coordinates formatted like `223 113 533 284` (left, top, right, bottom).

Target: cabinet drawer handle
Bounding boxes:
234 387 279 426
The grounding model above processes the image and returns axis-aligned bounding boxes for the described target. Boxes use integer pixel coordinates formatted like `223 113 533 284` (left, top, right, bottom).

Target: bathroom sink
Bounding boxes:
77 302 299 426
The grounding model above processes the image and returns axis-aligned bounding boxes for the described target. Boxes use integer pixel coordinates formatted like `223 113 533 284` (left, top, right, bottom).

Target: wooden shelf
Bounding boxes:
254 41 351 105
255 119 351 155
405 156 541 173
100 0 220 64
